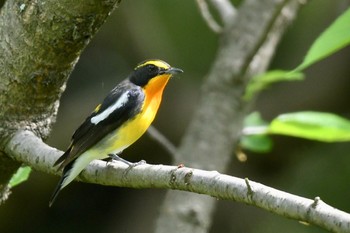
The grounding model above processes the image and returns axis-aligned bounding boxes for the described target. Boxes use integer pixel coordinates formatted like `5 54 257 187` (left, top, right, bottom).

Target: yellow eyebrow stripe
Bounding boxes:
136 60 171 70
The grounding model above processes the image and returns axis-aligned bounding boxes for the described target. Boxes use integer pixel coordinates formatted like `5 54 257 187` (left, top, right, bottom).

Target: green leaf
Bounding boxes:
244 111 268 126
241 135 273 153
245 8 350 101
244 70 304 100
9 166 31 187
241 112 273 153
269 111 350 142
296 7 350 71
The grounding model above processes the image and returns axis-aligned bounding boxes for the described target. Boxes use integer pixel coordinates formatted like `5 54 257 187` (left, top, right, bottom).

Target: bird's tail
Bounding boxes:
53 144 73 170
49 160 75 207
49 149 96 206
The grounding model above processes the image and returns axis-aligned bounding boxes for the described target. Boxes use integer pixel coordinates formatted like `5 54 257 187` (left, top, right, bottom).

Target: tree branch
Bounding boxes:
5 130 350 232
196 0 223 33
208 0 236 25
195 0 236 33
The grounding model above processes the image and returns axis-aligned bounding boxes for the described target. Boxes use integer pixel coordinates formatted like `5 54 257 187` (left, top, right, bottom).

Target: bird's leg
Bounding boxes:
104 156 113 165
104 154 119 165
107 153 133 166
107 153 146 167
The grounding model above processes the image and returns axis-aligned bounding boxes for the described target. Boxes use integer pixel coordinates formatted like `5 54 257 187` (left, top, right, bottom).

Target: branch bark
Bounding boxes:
5 130 350 233
155 0 305 232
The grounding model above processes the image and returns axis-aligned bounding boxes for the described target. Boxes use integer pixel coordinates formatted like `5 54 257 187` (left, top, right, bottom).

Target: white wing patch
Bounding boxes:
91 91 130 125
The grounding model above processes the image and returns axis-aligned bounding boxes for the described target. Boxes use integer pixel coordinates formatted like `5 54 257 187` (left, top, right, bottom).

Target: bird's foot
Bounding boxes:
107 154 146 168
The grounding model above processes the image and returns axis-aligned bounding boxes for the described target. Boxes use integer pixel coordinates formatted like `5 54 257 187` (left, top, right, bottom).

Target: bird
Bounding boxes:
49 59 183 206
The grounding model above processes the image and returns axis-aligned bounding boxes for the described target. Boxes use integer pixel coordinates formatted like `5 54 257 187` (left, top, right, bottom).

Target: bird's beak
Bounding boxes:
164 67 183 75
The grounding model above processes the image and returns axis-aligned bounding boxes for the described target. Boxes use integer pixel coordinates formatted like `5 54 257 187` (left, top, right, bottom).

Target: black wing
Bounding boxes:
54 80 145 169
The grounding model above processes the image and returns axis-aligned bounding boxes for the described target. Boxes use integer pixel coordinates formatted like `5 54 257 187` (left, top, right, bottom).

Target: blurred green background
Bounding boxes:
1 0 350 232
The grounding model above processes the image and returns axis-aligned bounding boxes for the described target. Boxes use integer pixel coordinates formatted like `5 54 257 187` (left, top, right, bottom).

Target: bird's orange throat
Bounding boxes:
143 74 171 109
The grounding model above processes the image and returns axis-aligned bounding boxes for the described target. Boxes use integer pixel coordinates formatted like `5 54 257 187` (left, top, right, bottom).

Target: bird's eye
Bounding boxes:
148 65 158 73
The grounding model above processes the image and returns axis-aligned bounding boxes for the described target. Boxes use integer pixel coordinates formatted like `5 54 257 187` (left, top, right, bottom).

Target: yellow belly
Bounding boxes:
110 104 159 153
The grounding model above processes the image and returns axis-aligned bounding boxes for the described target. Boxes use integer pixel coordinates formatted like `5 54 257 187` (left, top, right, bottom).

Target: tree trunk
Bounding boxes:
154 0 304 232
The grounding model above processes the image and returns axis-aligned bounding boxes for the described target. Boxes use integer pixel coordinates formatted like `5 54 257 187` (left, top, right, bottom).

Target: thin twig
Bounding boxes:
195 0 223 33
208 0 236 24
147 125 178 158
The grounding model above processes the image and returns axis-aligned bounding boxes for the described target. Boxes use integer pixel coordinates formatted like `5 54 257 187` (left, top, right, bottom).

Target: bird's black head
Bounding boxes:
129 59 183 87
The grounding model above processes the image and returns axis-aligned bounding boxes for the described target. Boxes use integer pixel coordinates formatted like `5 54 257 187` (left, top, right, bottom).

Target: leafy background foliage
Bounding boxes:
243 7 350 150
